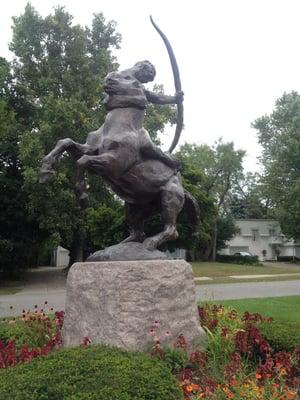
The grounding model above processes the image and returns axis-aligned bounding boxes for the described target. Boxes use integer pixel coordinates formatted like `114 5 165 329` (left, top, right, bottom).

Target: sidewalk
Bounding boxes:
196 280 300 301
194 272 300 282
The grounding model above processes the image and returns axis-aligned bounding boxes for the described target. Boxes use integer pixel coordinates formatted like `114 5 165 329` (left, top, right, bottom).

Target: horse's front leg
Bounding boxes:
40 138 92 183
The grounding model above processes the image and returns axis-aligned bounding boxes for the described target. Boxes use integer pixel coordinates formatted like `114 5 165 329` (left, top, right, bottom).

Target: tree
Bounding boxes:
174 156 217 260
176 140 245 260
3 4 177 271
253 91 300 239
229 172 271 219
0 57 41 276
9 4 122 265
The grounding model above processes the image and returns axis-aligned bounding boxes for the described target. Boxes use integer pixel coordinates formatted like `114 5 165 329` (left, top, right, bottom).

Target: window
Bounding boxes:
269 229 275 237
252 229 259 241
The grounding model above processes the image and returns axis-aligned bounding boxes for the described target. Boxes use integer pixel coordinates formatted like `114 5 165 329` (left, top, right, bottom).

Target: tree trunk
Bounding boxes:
202 240 212 261
211 220 218 261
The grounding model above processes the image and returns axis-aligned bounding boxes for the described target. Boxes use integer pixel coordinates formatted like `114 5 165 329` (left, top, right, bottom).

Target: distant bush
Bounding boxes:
277 256 300 262
216 254 260 265
0 345 183 400
261 321 300 353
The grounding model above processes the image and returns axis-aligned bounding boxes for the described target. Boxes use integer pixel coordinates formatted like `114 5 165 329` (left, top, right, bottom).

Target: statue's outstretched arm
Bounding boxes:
145 90 183 105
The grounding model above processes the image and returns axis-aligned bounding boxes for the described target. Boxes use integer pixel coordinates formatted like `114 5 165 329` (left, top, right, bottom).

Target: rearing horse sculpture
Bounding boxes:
39 19 199 251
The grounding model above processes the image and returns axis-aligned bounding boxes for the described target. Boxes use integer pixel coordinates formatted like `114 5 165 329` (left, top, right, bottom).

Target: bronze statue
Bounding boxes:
40 18 199 253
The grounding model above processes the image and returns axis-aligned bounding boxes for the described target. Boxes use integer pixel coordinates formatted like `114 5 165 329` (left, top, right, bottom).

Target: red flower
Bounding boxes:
198 306 208 322
174 334 187 349
190 350 207 368
81 336 91 346
207 319 218 331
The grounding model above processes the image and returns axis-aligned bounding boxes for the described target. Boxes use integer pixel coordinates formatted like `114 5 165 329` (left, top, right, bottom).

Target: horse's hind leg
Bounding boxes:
122 203 153 243
143 175 185 250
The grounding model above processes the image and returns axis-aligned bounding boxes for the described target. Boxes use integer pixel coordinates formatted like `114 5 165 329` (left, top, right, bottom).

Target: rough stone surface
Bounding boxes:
86 242 168 262
62 260 206 351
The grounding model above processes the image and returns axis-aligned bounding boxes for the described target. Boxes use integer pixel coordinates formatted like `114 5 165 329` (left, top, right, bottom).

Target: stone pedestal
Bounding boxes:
62 260 206 350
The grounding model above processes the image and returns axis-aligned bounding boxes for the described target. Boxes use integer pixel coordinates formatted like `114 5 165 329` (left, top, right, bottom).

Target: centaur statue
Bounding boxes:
40 17 199 251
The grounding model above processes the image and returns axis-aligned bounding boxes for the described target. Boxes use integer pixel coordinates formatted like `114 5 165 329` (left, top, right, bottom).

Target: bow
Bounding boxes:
150 16 183 154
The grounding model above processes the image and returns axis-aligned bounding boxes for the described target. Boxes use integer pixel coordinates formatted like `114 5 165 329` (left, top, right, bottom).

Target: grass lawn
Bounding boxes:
201 295 300 325
191 261 300 277
0 287 22 295
191 261 300 284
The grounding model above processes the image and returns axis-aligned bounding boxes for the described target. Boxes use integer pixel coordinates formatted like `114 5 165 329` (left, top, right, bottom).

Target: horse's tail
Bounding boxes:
183 190 200 239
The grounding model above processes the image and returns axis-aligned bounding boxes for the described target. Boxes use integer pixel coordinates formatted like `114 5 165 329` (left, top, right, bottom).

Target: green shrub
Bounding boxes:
277 256 300 262
261 321 300 353
0 345 183 400
161 347 189 373
0 319 37 348
216 254 260 266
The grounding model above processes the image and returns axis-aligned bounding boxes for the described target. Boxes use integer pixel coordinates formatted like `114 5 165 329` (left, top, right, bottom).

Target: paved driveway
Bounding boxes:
0 267 67 317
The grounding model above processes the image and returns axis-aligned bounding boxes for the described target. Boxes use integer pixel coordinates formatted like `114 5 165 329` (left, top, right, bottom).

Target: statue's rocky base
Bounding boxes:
62 260 206 351
86 242 168 261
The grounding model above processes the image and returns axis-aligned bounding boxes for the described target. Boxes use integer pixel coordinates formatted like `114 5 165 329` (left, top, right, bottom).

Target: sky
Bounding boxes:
2 0 300 172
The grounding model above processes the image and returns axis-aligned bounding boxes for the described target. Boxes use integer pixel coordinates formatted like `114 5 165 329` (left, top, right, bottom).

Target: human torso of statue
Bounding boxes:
100 69 148 157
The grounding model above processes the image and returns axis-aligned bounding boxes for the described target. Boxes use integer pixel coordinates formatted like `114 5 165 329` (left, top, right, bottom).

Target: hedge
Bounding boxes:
216 254 260 266
277 256 300 262
0 345 183 400
261 321 300 353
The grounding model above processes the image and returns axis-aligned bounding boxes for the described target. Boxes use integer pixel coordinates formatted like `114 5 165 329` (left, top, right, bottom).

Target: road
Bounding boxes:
1 280 300 317
195 280 300 301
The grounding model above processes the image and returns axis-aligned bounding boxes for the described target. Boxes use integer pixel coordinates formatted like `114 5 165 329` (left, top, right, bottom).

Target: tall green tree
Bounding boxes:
229 172 271 219
3 4 177 270
177 140 244 260
9 4 122 265
0 57 40 276
253 91 300 240
173 154 217 260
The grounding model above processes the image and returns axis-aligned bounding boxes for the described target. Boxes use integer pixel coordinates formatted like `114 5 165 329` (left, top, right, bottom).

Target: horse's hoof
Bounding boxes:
39 169 55 184
142 238 157 251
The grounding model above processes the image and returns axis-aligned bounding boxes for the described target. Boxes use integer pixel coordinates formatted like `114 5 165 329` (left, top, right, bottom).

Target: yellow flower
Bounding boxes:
279 367 287 376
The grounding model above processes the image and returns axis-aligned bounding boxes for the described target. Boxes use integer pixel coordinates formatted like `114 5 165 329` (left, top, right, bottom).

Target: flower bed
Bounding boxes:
149 304 299 399
0 302 299 399
0 305 63 368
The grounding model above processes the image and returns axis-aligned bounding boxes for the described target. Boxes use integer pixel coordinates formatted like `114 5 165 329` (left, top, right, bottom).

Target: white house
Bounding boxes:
220 219 300 261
